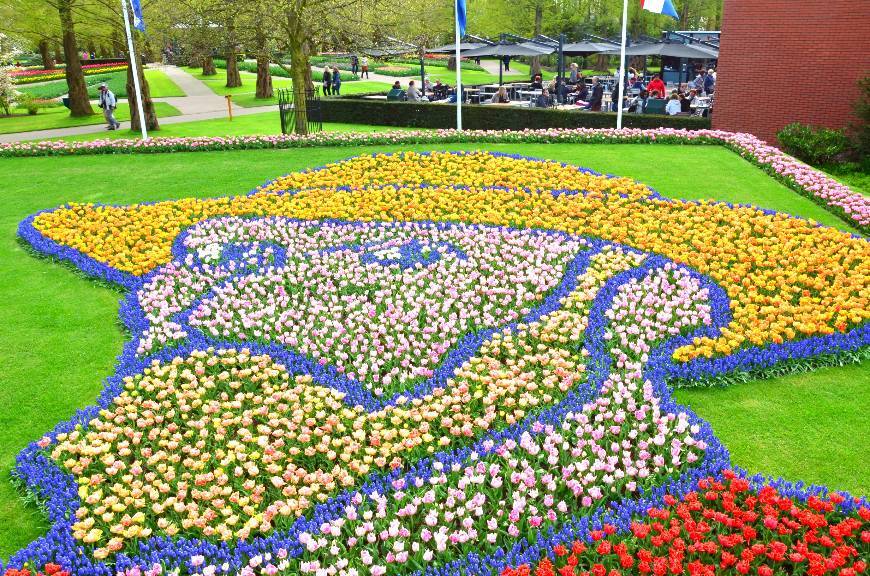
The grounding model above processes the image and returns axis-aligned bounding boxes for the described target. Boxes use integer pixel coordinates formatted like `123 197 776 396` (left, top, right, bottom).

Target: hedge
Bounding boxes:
213 59 360 83
320 99 711 131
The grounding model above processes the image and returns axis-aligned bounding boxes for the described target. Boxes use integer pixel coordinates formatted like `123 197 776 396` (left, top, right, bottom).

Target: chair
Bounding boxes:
644 98 667 115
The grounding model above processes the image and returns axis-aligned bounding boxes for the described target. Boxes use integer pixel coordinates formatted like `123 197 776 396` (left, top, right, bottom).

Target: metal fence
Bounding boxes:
278 87 323 135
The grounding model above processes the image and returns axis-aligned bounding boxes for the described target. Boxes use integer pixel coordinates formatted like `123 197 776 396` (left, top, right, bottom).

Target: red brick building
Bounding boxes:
713 0 870 144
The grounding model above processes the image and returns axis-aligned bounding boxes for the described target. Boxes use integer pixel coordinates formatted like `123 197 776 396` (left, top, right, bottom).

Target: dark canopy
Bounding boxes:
602 42 718 59
461 41 554 58
428 42 488 53
560 41 617 56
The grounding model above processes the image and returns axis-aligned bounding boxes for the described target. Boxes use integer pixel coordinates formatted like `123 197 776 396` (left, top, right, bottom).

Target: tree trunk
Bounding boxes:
302 39 315 92
87 41 96 57
225 18 242 88
127 49 159 132
54 46 63 65
112 29 124 58
202 55 217 76
38 40 55 69
593 54 611 72
288 38 308 135
447 56 456 71
529 2 543 78
58 0 93 117
254 29 273 99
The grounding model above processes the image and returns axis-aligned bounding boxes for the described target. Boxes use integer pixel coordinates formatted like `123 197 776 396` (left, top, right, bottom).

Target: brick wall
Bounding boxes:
713 0 870 144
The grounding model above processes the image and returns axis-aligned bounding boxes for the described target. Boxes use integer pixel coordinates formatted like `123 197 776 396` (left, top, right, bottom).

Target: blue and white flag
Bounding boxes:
456 0 467 37
131 0 146 31
641 0 679 20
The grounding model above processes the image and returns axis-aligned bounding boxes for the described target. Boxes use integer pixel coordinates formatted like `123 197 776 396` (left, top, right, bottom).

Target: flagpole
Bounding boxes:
616 0 629 130
120 0 148 139
454 0 462 131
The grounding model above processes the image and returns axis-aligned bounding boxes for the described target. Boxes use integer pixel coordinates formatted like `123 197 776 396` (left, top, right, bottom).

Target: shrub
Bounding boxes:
320 98 711 131
777 122 852 166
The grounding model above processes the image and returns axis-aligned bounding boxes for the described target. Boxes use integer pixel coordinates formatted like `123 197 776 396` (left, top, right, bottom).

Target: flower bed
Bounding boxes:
0 129 866 233
11 63 128 84
502 471 869 576
4 151 869 576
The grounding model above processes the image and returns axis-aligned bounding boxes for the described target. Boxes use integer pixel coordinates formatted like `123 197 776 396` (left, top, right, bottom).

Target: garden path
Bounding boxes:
0 66 275 144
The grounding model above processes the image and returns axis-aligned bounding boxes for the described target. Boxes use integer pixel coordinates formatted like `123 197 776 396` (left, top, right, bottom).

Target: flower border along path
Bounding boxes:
1 128 867 233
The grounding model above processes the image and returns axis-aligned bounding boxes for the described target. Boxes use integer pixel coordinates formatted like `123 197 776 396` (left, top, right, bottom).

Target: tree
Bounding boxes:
57 0 94 116
126 47 159 131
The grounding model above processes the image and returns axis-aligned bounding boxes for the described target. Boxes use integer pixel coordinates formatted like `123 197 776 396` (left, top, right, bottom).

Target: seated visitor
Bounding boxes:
530 74 544 90
535 89 554 108
665 93 682 115
646 74 666 99
407 80 425 102
681 89 696 113
627 89 649 113
386 81 405 101
432 80 449 101
488 86 510 104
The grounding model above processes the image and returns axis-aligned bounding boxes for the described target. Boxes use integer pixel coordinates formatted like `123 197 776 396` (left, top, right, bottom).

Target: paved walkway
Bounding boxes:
0 65 276 144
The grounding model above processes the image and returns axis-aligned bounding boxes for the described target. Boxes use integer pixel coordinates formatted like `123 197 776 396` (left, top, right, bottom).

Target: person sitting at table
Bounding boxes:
423 77 433 94
680 89 695 113
488 86 511 104
570 82 589 106
386 81 405 101
665 93 682 115
432 80 448 101
646 74 666 99
584 77 604 111
407 80 425 102
530 74 544 90
535 89 554 108
627 89 649 113
630 76 646 91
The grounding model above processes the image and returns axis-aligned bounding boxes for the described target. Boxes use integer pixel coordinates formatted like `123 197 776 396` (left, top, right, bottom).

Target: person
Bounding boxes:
322 67 332 96
350 54 359 76
331 66 341 96
386 80 405 101
693 70 705 94
423 77 433 94
530 74 544 90
535 88 553 108
627 89 649 113
570 82 589 105
630 75 646 91
680 89 695 113
432 80 448 100
585 77 603 111
488 86 510 104
502 55 511 72
665 93 682 115
704 68 715 95
360 56 369 79
407 80 424 102
568 62 579 84
97 83 120 130
646 74 666 99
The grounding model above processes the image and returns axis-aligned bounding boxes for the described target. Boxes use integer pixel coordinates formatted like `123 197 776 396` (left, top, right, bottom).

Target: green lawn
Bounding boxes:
16 69 185 101
182 67 391 107
50 116 408 142
0 143 866 557
0 102 181 135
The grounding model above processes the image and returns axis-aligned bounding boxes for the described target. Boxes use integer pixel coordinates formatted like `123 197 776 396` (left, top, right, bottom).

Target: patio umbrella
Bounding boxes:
601 42 718 59
560 41 616 56
461 41 554 85
428 42 487 54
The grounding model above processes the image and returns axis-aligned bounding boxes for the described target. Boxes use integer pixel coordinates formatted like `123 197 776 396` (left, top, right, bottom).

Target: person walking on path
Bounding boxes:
360 56 369 79
350 54 359 76
332 66 342 96
98 83 120 130
322 67 332 96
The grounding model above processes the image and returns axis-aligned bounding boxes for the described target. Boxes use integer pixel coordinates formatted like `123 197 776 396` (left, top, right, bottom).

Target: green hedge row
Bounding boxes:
320 99 711 131
213 59 360 83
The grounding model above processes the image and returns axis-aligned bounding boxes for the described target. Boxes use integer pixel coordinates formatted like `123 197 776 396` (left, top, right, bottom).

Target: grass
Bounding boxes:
0 143 866 557
673 362 869 495
0 102 182 135
16 69 185 101
181 67 391 107
57 118 408 142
